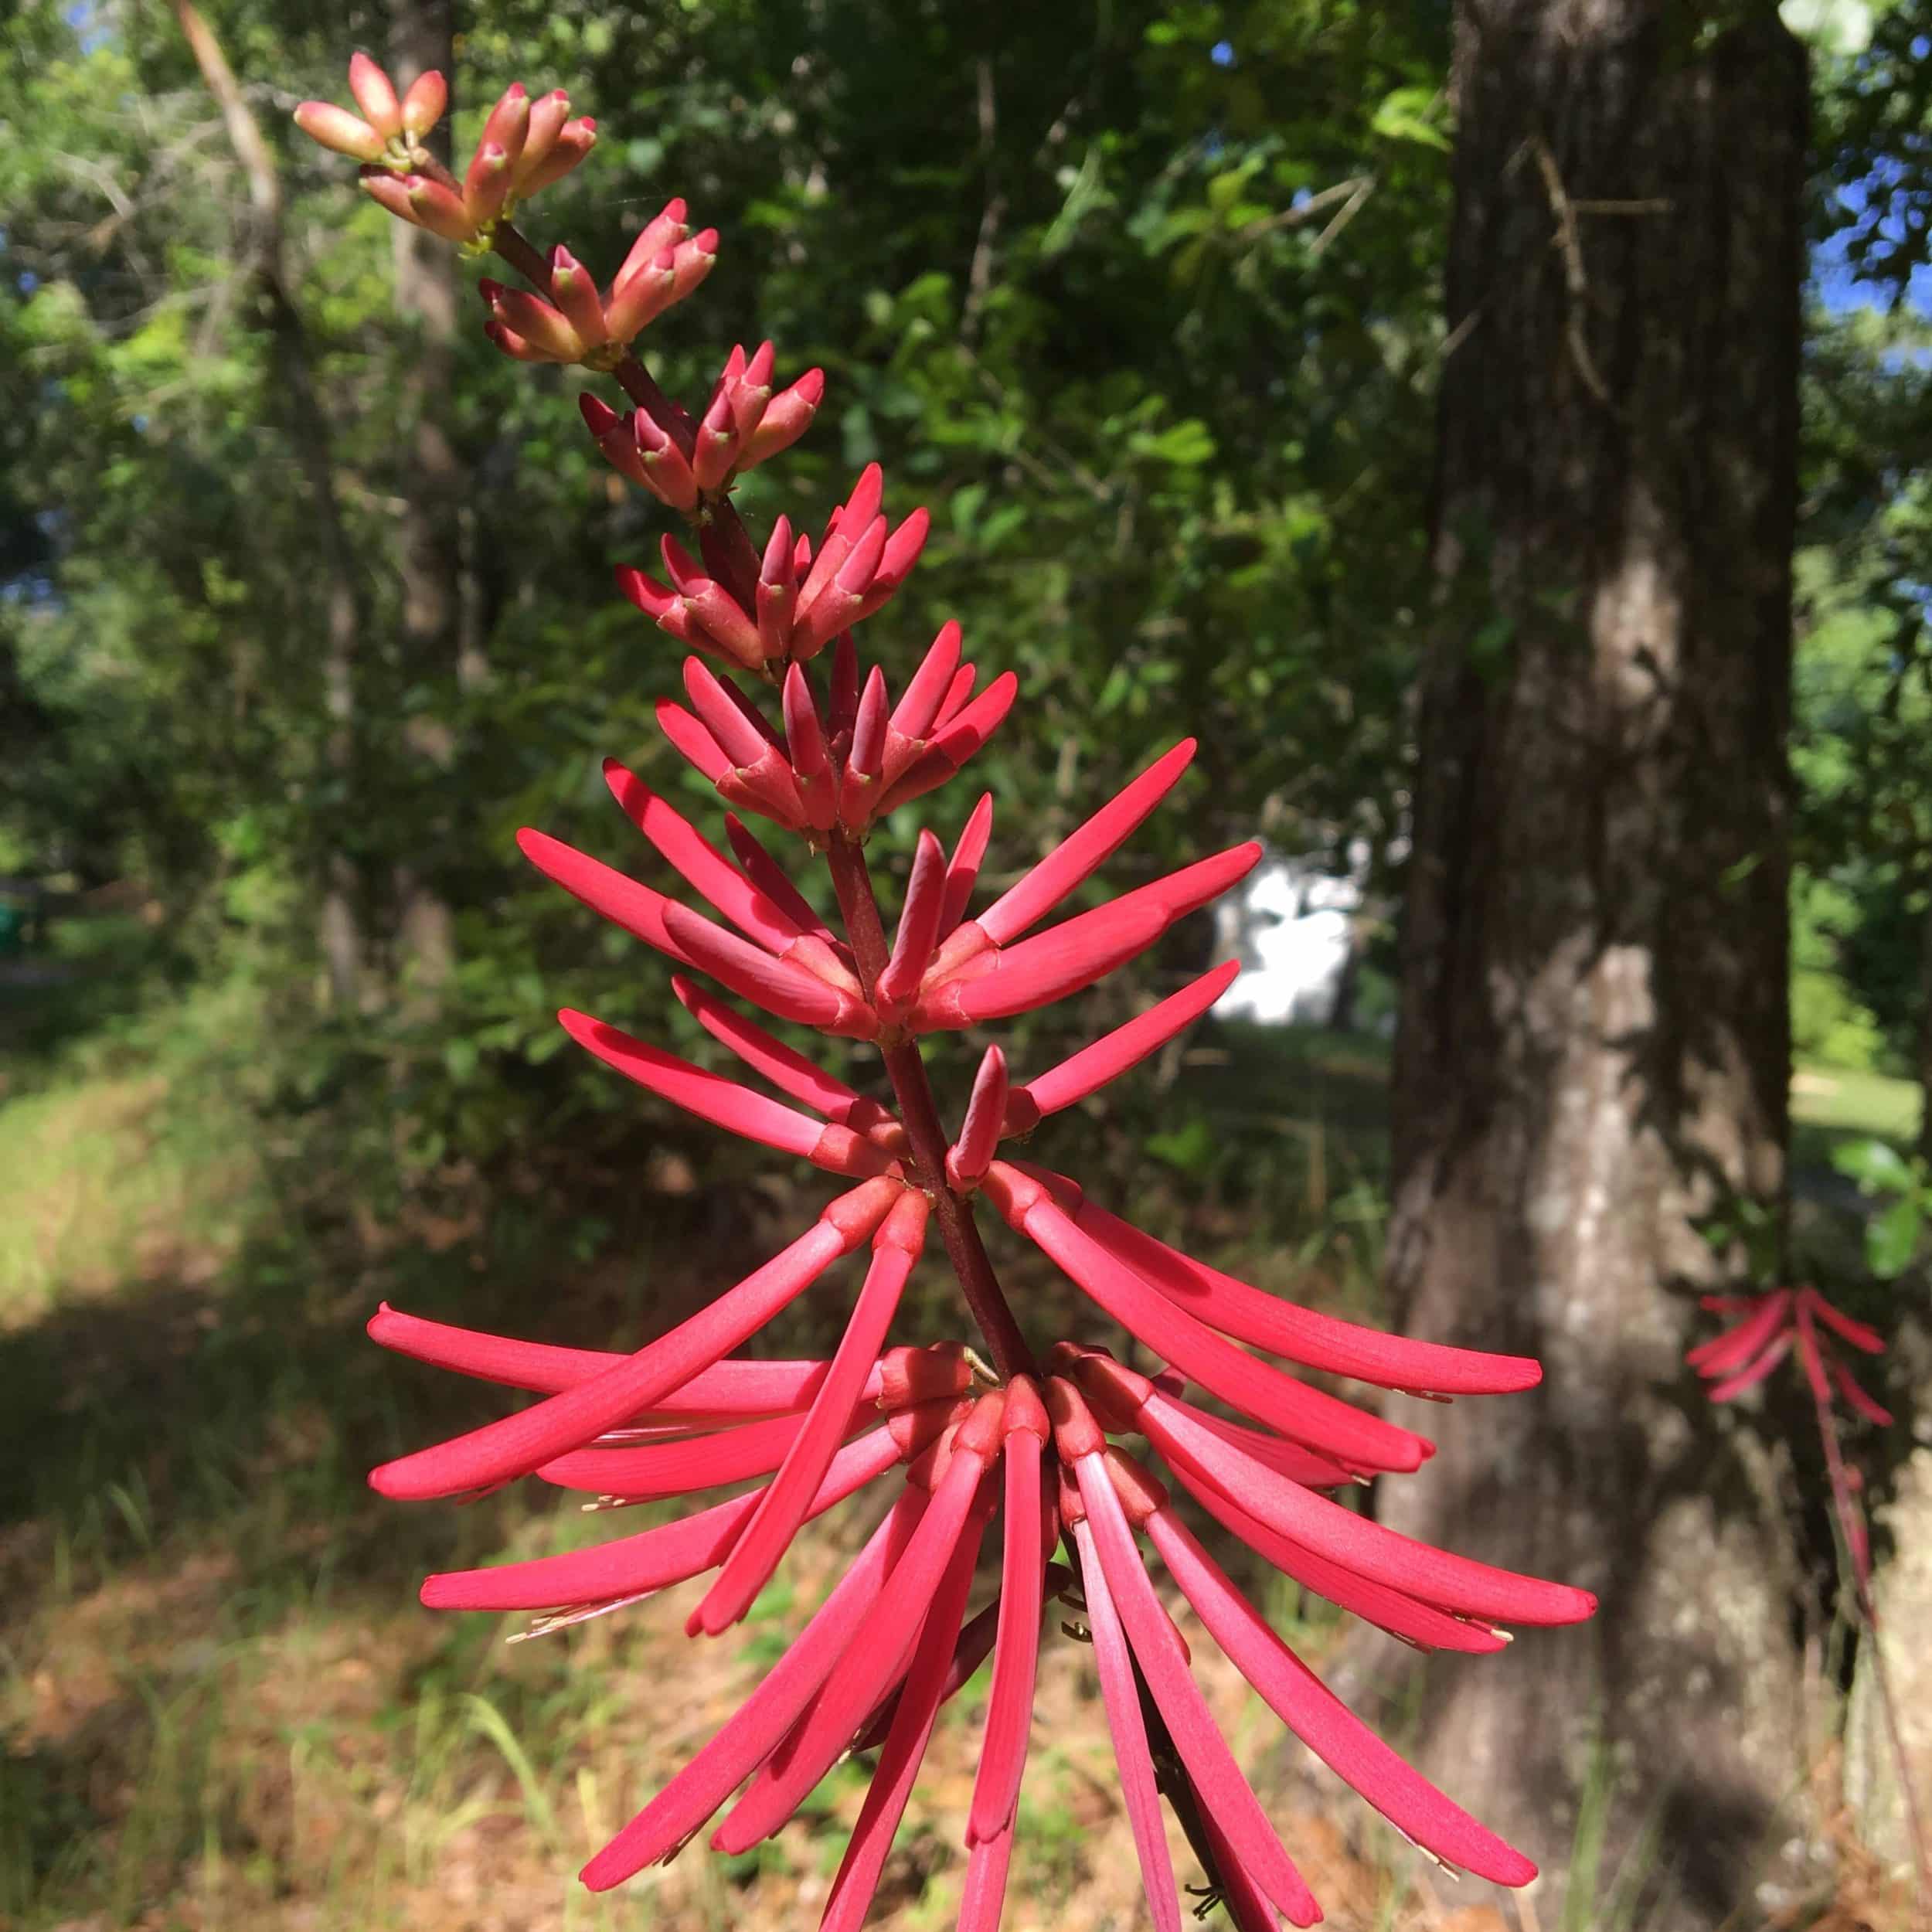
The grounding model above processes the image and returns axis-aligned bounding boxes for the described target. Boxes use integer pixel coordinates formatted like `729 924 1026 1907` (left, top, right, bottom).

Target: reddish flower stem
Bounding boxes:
821 837 1235 1904
824 831 1035 1380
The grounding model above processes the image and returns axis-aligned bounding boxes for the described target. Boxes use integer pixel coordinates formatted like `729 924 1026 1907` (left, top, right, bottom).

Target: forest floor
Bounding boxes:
0 931 1918 1932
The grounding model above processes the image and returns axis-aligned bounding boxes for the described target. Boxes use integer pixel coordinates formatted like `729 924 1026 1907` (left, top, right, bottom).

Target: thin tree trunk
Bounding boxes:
175 0 366 1011
1384 6 1808 1922
387 0 465 1002
1914 879 1932 1165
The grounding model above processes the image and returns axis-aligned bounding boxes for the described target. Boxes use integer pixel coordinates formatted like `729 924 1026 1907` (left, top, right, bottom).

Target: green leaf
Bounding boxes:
1831 1136 1913 1194
1145 1115 1217 1175
1129 419 1217 467
1865 1195 1923 1278
1371 85 1449 151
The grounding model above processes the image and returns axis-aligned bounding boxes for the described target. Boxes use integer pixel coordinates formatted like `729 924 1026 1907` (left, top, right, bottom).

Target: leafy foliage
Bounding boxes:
0 0 1452 1180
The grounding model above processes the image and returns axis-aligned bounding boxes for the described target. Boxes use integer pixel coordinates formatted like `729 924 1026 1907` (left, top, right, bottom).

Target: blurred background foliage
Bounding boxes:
4 0 1929 1241
1 0 1458 1206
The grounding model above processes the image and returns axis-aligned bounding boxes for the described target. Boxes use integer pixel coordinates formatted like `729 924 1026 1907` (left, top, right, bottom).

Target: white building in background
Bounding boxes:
1213 846 1371 1026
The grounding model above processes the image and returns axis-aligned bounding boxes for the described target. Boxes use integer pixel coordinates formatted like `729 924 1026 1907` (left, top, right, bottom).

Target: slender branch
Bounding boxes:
823 832 1035 1379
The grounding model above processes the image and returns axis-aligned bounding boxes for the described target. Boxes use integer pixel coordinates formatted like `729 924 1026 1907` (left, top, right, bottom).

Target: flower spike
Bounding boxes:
312 68 1596 1917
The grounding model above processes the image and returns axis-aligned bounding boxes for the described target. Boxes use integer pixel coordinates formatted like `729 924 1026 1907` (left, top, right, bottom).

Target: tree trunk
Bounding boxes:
1383 5 1809 1922
387 0 466 1002
175 0 366 1012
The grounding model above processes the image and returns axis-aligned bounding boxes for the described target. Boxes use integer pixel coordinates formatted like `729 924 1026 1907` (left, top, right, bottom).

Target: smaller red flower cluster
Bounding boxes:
1689 1284 1889 1423
617 462 925 672
1689 1283 1892 1593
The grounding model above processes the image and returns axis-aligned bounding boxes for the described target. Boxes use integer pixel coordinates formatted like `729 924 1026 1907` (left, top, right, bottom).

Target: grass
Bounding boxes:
2 934 1920 1932
0 941 1436 1932
1789 1066 1920 1141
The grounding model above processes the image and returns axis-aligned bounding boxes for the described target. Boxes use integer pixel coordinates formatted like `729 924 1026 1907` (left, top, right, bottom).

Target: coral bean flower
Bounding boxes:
295 47 1597 1926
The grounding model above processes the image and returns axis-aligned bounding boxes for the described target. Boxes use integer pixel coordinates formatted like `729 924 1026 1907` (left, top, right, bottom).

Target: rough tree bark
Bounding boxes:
386 0 468 1002
175 0 366 1011
1383 5 1810 1921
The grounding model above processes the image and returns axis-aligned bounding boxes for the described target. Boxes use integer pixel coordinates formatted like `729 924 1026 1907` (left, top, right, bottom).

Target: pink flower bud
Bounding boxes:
602 247 677 343
294 100 386 163
545 246 607 347
512 88 572 190
478 83 531 171
478 281 583 362
614 199 691 290
359 169 476 242
400 69 447 139
630 412 700 512
347 51 402 139
462 140 515 226
692 383 741 492
730 340 776 441
517 117 597 196
741 366 825 467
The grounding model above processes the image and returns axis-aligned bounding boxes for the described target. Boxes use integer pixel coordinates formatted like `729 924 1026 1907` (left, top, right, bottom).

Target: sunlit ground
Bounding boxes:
0 933 1915 1931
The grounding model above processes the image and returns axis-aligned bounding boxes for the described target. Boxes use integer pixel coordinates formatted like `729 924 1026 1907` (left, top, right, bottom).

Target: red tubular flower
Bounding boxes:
369 1179 902 1500
580 1483 933 1886
1066 1422 1321 1928
1068 1500 1184 1932
315 87 1596 1924
713 1393 1008 1852
818 1504 990 1932
966 1379 1051 1845
689 1191 930 1634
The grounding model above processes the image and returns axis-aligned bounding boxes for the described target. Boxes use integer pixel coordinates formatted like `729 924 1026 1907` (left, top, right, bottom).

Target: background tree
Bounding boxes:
1383 3 1811 1918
